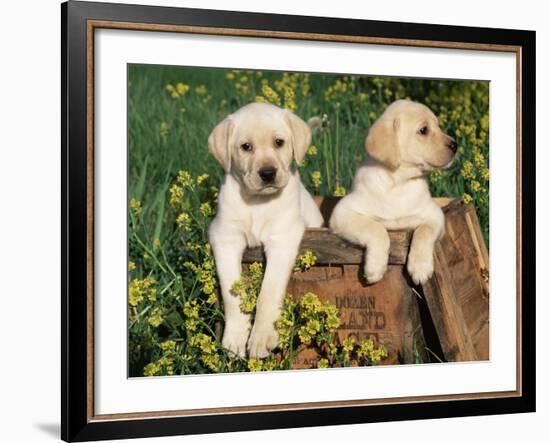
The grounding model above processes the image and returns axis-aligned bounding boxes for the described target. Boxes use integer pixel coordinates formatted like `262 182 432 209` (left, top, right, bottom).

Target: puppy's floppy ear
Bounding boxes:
208 117 234 173
285 111 312 165
365 116 401 170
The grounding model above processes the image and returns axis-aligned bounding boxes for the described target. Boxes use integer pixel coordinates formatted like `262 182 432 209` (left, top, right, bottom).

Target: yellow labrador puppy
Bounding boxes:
208 102 323 358
330 100 458 285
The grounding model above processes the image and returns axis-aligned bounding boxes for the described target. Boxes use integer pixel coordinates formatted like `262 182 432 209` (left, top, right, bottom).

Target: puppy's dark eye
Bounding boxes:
241 142 253 152
275 138 285 148
419 126 429 135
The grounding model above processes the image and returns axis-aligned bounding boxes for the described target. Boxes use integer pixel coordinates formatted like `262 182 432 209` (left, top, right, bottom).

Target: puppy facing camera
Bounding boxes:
208 102 313 197
208 102 323 359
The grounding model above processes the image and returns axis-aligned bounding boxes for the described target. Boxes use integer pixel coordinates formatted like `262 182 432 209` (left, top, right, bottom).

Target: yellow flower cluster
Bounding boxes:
231 262 264 314
357 338 388 363
317 358 329 369
129 198 142 217
159 340 177 352
148 306 164 327
199 202 212 217
293 250 317 272
196 173 209 185
177 170 194 188
176 212 192 232
143 355 175 376
333 186 346 197
189 333 221 372
274 72 310 102
169 184 184 208
184 248 217 300
159 122 170 139
165 82 190 99
325 77 353 102
259 82 281 106
311 170 322 190
307 145 318 156
226 70 252 96
275 294 296 349
183 300 200 333
195 85 207 95
129 276 157 307
247 357 279 372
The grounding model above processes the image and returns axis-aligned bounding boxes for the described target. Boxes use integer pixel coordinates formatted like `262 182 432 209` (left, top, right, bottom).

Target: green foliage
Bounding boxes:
128 65 489 376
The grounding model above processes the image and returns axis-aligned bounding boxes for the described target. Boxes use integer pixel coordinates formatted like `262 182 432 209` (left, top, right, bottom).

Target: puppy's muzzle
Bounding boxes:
258 166 277 184
447 139 458 154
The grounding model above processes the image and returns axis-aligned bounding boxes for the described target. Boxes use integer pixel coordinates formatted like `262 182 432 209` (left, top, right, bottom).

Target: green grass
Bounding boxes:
127 64 489 376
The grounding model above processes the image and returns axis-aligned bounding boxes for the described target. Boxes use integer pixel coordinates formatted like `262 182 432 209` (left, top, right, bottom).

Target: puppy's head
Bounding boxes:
366 99 458 172
208 102 311 195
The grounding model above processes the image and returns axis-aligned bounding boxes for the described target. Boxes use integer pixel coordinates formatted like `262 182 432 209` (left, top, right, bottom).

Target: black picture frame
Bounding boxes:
61 1 536 441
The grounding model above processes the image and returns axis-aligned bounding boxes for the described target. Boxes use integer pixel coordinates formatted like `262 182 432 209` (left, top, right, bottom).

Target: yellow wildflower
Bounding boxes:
176 83 190 95
311 171 322 190
129 276 157 307
160 340 177 352
196 173 209 185
333 186 346 197
143 362 160 376
342 337 355 353
148 307 164 327
294 250 317 272
317 358 329 369
307 145 318 156
169 184 184 208
200 202 213 217
129 198 142 216
195 85 207 95
283 86 296 112
176 213 192 232
248 359 263 371
177 170 194 188
159 122 170 138
463 193 473 204
261 83 281 106
461 160 475 180
473 150 485 167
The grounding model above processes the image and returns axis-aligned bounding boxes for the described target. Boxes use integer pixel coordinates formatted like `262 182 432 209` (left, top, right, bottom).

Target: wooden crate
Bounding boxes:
242 197 489 367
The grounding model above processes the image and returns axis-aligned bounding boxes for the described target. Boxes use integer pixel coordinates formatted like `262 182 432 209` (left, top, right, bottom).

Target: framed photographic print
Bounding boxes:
61 0 536 441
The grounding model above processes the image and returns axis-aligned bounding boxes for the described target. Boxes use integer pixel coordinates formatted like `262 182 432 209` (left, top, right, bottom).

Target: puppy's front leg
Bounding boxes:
407 206 445 285
210 231 250 357
330 208 390 283
247 228 303 359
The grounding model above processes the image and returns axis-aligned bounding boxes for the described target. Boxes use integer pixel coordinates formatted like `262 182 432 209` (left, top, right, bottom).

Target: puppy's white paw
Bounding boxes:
247 323 278 359
364 258 388 284
407 252 434 285
222 322 250 358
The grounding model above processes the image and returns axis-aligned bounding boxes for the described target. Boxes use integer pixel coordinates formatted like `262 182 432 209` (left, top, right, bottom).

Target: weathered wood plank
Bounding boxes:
421 241 478 362
242 228 413 265
439 202 489 360
420 200 489 362
287 265 424 367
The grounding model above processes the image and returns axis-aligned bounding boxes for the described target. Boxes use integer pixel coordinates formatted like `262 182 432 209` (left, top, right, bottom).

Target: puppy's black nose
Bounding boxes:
448 140 458 153
259 166 277 183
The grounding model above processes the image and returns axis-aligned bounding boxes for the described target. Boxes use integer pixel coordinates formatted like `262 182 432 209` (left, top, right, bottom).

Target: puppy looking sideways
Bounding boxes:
208 102 323 359
330 100 458 285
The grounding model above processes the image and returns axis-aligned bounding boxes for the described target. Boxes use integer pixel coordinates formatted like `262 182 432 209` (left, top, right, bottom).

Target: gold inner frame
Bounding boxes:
86 19 523 422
